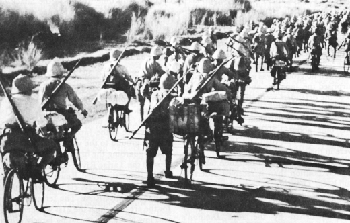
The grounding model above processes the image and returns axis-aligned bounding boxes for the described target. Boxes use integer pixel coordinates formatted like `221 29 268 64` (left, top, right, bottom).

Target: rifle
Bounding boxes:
193 57 234 98
129 67 195 139
226 35 255 59
0 73 34 144
41 58 82 110
226 42 247 57
129 57 233 139
155 39 192 55
92 44 130 105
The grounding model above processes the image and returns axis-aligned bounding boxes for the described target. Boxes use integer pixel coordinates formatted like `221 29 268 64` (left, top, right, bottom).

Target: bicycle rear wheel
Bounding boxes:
71 137 82 171
108 108 119 142
31 177 45 211
3 169 24 223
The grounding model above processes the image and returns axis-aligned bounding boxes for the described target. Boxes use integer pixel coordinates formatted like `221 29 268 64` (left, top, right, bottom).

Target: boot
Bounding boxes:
146 176 155 187
146 155 155 187
164 171 173 178
165 154 173 178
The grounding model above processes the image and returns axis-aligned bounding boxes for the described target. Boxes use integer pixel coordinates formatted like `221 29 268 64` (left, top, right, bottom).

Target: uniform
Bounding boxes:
1 75 57 180
145 70 176 187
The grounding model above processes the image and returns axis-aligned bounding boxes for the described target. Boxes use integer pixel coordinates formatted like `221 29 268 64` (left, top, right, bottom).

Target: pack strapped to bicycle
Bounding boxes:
169 97 202 136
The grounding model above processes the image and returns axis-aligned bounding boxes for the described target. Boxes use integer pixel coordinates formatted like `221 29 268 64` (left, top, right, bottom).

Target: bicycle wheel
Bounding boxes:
213 116 224 158
108 108 119 142
44 163 60 187
123 112 130 132
3 169 24 223
197 141 205 171
181 137 190 183
311 55 318 72
23 180 32 206
344 58 350 74
188 138 196 181
277 71 280 90
71 137 82 171
31 177 45 211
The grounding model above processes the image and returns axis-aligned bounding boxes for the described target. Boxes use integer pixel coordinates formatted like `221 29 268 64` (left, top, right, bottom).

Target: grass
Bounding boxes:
128 0 250 41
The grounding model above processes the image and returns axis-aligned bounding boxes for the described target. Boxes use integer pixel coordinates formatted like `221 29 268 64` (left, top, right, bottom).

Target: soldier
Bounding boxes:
308 29 323 66
100 49 133 124
283 28 295 65
338 32 350 64
144 63 177 187
270 33 290 84
1 75 58 179
265 28 276 69
182 42 205 84
208 26 218 49
201 35 216 57
135 45 165 121
38 60 87 152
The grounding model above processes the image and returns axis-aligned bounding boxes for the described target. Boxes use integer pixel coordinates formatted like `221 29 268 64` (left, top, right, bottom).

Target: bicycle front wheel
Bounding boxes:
277 70 281 90
31 177 45 211
123 112 130 132
197 142 205 171
108 108 119 142
44 163 60 187
72 137 82 171
3 169 24 223
23 180 32 206
213 116 224 158
344 58 350 74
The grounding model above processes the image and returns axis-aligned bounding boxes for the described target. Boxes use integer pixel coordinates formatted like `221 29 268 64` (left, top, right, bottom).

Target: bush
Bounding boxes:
128 0 249 41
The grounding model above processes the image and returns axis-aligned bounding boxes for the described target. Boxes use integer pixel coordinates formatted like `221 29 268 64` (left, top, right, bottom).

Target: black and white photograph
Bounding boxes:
0 0 349 222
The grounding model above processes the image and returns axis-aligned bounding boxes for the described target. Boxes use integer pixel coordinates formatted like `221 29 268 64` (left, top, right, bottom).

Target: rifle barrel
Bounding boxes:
42 58 82 110
92 44 130 105
0 73 34 145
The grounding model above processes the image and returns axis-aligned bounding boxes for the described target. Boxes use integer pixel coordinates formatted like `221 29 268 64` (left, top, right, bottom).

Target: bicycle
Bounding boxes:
207 101 230 158
36 110 83 187
2 150 45 223
43 135 81 187
170 98 206 184
272 60 287 90
343 54 350 74
181 133 206 183
108 103 130 142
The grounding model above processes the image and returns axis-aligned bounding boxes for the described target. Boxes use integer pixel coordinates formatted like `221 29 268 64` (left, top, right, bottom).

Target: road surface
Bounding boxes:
2 42 350 223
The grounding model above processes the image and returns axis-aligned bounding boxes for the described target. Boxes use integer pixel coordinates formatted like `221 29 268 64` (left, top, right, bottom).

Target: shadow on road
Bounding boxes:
150 176 350 220
296 66 349 77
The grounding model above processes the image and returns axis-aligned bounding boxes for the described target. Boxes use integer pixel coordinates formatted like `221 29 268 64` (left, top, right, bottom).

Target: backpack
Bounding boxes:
105 67 130 95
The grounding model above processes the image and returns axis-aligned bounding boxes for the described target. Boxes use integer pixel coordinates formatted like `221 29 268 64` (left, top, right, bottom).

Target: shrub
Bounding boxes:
128 0 249 41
